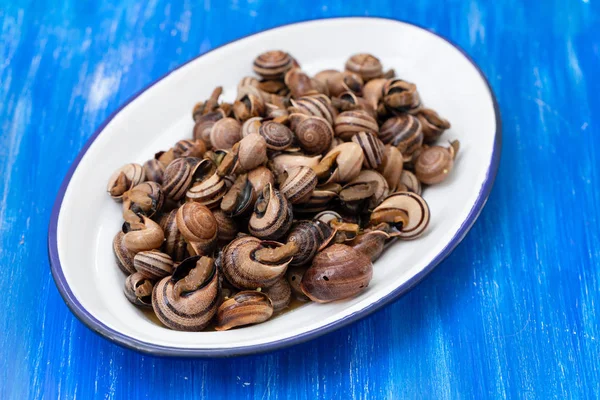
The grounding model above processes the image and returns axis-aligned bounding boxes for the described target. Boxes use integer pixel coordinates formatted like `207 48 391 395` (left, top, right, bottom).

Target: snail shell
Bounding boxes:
295 115 334 155
193 110 226 146
383 79 420 113
286 266 310 302
293 185 339 214
334 110 378 141
265 103 289 120
378 145 404 192
173 139 207 159
220 173 256 216
152 256 220 331
233 94 265 122
351 131 385 169
415 142 457 185
124 272 154 308
290 95 336 125
122 216 165 253
342 170 389 210
363 78 386 109
162 158 197 201
285 68 317 98
249 183 293 240
280 166 318 204
215 291 274 331
263 278 292 312
107 163 145 201
248 166 275 195
253 50 294 80
213 209 238 244
176 202 218 256
313 142 364 184
301 244 373 303
259 121 294 151
143 159 165 184
221 236 295 289
258 79 290 95
133 250 174 279
238 76 260 92
417 108 451 143
314 70 363 97
241 116 263 137
371 192 430 239
286 221 322 267
210 117 242 149
113 231 136 274
159 210 189 262
379 114 423 158
270 153 321 177
399 170 422 195
345 53 384 81
186 169 228 209
122 182 164 219
236 133 268 172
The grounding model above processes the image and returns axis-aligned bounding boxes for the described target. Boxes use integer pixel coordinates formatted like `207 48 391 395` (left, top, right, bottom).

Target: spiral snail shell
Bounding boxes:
280 166 318 204
249 183 294 240
313 70 364 97
378 145 404 192
379 114 423 158
382 79 421 114
210 117 242 149
107 163 145 201
124 272 154 308
233 94 265 122
253 50 294 80
122 215 165 253
159 210 189 262
220 173 256 216
247 166 275 195
259 121 294 151
415 140 459 185
215 291 274 331
286 220 323 267
173 139 207 159
334 110 379 141
399 170 422 195
312 142 364 184
143 158 165 184
362 78 386 110
133 250 174 280
186 160 228 208
285 68 317 98
351 131 385 169
241 116 263 138
176 202 218 256
348 227 391 262
345 53 384 81
162 157 197 201
193 109 226 145
290 94 336 125
269 153 322 177
371 192 430 239
294 115 334 155
113 231 136 274
263 277 292 313
152 256 220 331
417 108 452 144
213 209 239 245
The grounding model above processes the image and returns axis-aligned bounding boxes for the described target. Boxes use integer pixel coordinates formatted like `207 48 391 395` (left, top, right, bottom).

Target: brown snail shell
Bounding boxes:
122 215 165 253
417 108 451 143
378 145 404 192
399 170 422 195
253 50 294 80
351 131 385 169
348 228 391 262
186 160 228 208
280 166 318 204
295 115 334 155
286 221 322 267
371 192 430 239
122 182 164 220
215 291 274 331
193 110 226 145
238 76 260 92
113 231 136 274
159 210 189 262
334 110 378 141
156 149 176 167
173 139 207 159
241 116 263 138
124 272 154 308
312 142 364 184
210 117 242 149
284 68 318 98
107 163 145 201
340 170 389 212
220 173 256 216
263 278 292 312
176 202 218 256
314 70 364 97
382 79 420 114
379 114 423 158
221 235 296 289
415 141 458 185
235 133 268 171
269 153 321 177
345 53 383 81
363 78 386 109
247 166 275 196
290 95 336 125
293 184 340 214
162 158 197 201
265 103 289 120
259 121 294 151
249 183 294 240
133 250 174 279
152 256 219 331
258 79 290 95
233 94 265 122
301 244 373 303
143 159 165 184
332 91 376 119
213 209 239 245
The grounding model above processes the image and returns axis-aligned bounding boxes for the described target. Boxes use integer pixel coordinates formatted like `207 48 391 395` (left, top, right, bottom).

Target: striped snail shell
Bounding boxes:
286 266 310 302
363 78 386 109
193 109 226 146
175 202 218 256
313 70 364 97
173 139 207 159
265 103 289 120
378 145 404 192
334 110 378 141
253 50 294 80
221 235 296 289
258 79 290 95
143 158 165 184
345 53 384 81
269 153 322 177
351 131 385 169
285 68 317 98
382 79 420 113
186 170 228 209
286 221 323 267
233 93 265 122
107 163 145 201
301 244 373 303
122 181 164 220
124 272 154 308
213 209 239 245
162 157 197 201
122 215 165 253
415 140 458 185
249 183 294 240
237 76 260 92
133 250 174 280
295 115 334 155
152 256 219 331
210 117 242 149
341 170 389 211
290 94 336 125
312 142 364 184
370 192 430 240
241 116 263 137
259 121 294 151
263 278 292 313
159 210 189 262
215 291 274 331
113 231 136 274
280 166 318 205
379 114 423 158
399 170 422 195
417 108 452 144
293 183 340 214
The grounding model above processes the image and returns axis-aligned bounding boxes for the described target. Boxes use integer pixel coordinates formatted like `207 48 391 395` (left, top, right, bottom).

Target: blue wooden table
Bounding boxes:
1 1 599 398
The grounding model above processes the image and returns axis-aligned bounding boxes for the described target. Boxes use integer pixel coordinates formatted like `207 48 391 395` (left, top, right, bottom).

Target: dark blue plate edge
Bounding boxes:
47 16 502 358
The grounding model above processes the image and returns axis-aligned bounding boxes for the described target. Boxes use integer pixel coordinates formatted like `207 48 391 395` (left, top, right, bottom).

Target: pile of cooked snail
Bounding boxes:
107 51 458 331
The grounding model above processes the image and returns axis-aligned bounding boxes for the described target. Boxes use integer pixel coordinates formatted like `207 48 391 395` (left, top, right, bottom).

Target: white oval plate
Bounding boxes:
49 17 501 357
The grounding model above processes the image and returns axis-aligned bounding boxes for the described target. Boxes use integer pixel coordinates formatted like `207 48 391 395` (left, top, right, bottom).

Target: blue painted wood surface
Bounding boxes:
1 0 599 398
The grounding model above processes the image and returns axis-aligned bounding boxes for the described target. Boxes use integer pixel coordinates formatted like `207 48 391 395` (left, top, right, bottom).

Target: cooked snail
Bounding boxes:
259 120 294 151
279 166 318 204
312 142 364 184
249 183 294 240
107 163 145 201
263 278 292 312
215 291 274 331
159 210 189 262
176 202 218 256
345 53 384 81
113 231 136 274
133 250 174 280
294 115 334 155
415 140 459 185
122 215 165 253
371 192 430 239
334 110 378 141
417 108 451 143
210 117 242 149
124 272 154 307
253 50 294 79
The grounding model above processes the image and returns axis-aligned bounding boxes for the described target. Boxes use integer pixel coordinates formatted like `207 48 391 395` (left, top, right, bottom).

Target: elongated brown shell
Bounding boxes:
259 121 294 151
351 131 385 169
371 192 430 239
286 221 322 266
280 166 318 204
253 51 293 79
176 202 218 256
290 95 336 125
301 244 373 303
113 231 136 274
249 184 294 240
124 272 154 308
345 54 383 81
263 278 292 312
295 115 334 155
215 291 274 331
159 210 189 261
133 250 174 279
107 163 145 201
152 256 219 331
221 236 293 289
210 117 242 149
415 145 455 185
334 110 378 141
123 216 165 253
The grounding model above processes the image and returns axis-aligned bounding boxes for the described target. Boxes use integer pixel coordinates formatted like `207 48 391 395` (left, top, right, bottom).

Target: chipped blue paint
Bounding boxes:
1 1 599 399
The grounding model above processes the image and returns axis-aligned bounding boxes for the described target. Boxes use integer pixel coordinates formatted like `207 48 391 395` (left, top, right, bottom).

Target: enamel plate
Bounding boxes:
48 17 501 357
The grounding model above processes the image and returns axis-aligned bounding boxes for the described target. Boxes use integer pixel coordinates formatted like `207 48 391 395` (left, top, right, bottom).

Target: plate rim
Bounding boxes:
47 16 502 358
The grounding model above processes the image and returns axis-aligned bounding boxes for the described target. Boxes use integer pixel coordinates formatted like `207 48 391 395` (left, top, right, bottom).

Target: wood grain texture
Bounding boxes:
1 0 599 398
